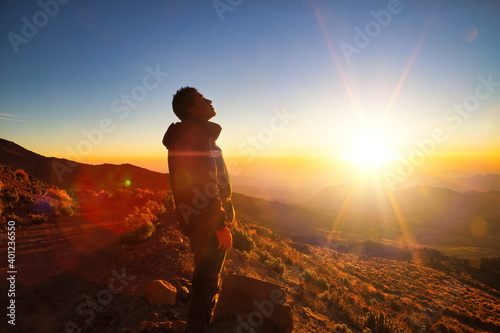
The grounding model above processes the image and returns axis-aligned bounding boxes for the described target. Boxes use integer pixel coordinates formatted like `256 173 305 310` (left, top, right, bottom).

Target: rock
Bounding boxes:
153 322 173 332
171 320 187 333
181 268 194 280
176 285 189 302
130 284 139 294
214 274 294 333
139 321 154 332
165 308 178 320
144 280 177 306
179 278 191 286
110 317 121 326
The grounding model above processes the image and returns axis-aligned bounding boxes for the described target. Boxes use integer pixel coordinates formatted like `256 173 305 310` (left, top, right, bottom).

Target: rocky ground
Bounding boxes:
2 193 499 333
1 209 331 333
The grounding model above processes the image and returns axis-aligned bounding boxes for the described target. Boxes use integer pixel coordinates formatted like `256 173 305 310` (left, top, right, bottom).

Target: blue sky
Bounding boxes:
1 0 500 179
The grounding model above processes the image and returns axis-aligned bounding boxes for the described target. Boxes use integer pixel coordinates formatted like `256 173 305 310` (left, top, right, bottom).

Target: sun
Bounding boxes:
341 134 400 168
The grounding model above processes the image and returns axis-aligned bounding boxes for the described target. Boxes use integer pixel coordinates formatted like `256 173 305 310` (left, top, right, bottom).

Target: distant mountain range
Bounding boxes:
2 138 499 257
0 138 170 191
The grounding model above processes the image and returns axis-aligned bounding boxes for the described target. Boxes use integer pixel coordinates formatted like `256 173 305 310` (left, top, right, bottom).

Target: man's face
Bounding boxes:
187 92 216 120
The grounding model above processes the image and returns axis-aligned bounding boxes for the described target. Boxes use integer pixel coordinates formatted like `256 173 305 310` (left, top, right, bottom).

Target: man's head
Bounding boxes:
172 86 216 121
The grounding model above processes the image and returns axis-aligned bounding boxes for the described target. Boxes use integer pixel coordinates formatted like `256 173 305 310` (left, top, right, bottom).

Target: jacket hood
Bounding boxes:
162 119 222 149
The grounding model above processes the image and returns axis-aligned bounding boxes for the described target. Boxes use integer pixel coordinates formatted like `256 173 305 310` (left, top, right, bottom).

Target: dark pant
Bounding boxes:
186 234 227 333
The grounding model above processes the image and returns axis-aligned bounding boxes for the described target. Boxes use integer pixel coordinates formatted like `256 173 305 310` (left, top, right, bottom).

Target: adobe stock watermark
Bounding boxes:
51 64 169 183
384 73 500 189
339 0 411 63
65 267 136 333
176 107 296 226
213 0 244 22
7 0 70 54
236 288 287 333
236 107 296 162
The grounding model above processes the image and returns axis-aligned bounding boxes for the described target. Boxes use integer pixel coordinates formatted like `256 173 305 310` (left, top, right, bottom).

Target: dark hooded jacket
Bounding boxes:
162 118 234 241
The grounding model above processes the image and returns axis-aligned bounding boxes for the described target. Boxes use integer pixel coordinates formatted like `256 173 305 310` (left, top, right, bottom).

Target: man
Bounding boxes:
162 86 234 332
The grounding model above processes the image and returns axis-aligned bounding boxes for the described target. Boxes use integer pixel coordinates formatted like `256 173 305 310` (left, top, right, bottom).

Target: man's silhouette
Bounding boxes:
162 86 234 332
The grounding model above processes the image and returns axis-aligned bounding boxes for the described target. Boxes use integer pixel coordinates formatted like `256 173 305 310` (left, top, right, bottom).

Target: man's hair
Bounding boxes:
172 86 199 120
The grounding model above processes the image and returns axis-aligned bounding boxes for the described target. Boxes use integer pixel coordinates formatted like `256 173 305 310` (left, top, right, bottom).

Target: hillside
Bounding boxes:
2 139 500 332
1 174 499 332
0 138 170 191
308 182 500 258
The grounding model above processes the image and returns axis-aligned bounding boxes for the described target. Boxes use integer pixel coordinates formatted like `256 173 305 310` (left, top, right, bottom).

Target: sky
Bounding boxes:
1 0 500 190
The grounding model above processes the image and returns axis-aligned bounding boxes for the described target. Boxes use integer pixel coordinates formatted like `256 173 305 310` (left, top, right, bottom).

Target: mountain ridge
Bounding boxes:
0 138 170 191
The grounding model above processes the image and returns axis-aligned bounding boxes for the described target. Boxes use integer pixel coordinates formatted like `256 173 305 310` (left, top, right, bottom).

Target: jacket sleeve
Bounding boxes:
170 125 227 232
217 157 235 225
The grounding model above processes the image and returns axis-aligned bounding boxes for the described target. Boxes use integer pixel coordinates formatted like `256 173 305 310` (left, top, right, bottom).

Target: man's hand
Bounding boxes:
216 226 232 251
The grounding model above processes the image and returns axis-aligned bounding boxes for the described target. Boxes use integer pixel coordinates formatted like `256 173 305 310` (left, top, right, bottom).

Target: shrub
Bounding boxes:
239 250 251 261
163 192 175 211
46 188 72 202
269 257 286 275
259 250 272 263
365 311 403 333
14 169 29 182
59 205 73 217
232 226 255 252
432 322 450 333
119 202 161 244
5 213 19 222
255 226 274 237
120 214 156 244
316 276 330 291
3 189 19 204
19 192 32 203
302 269 318 283
333 324 352 333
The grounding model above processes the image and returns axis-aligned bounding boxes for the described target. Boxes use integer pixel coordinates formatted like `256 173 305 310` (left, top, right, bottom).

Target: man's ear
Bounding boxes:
186 105 197 116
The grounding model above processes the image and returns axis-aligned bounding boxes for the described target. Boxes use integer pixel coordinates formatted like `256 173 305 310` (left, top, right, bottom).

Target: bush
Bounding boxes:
259 250 272 263
119 202 161 244
120 216 156 244
14 169 29 182
432 323 450 333
316 276 330 291
163 192 175 211
365 311 403 333
270 257 286 275
303 269 318 283
239 251 251 261
59 205 73 217
333 324 352 333
232 226 255 252
3 189 19 204
46 188 72 202
5 213 19 222
19 192 32 203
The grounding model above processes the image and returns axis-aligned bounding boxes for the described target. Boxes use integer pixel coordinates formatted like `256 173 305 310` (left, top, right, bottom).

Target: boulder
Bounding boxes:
214 274 293 333
171 320 187 333
176 285 190 302
144 280 176 306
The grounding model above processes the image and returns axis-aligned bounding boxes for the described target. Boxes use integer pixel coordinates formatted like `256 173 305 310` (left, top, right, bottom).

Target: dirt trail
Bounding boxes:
1 215 131 333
